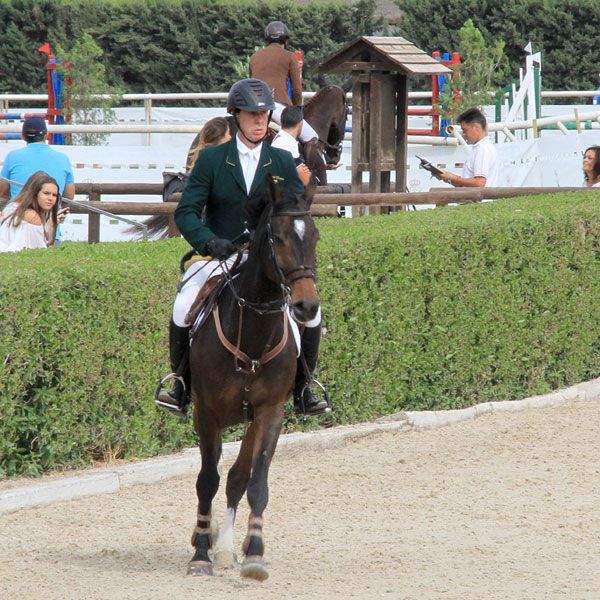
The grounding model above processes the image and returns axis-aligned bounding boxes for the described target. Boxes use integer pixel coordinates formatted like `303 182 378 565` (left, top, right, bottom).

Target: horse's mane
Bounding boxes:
303 85 341 114
245 185 302 231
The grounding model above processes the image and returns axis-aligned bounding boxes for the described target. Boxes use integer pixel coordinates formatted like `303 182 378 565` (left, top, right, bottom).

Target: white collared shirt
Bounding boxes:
236 135 263 194
462 136 499 187
271 129 300 159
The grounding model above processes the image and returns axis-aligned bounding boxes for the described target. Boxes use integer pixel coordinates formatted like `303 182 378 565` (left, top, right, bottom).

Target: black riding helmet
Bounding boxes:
227 78 276 113
227 79 275 144
264 20 289 44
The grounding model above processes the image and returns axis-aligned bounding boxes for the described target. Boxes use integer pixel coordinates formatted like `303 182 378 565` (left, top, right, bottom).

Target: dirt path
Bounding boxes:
2 399 600 599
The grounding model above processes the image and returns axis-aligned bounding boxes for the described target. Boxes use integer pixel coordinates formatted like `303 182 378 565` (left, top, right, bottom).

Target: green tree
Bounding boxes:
436 19 508 122
56 33 121 145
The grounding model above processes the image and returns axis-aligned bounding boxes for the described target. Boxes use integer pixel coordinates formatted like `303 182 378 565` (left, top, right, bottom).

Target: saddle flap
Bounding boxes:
185 273 228 329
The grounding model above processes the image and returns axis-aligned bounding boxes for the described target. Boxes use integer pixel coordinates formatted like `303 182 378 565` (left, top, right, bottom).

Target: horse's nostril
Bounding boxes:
293 300 319 323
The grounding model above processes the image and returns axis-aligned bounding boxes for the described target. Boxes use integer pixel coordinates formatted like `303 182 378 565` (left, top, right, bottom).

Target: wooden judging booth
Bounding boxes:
319 36 452 200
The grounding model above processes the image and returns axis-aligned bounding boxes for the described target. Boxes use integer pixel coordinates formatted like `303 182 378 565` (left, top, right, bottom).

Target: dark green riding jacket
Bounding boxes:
175 138 303 254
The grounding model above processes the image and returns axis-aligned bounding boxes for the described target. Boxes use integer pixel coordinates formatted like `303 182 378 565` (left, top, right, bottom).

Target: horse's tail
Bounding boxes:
124 214 171 240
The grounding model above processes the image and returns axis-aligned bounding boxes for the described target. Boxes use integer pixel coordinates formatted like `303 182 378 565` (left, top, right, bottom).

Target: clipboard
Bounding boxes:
415 155 443 176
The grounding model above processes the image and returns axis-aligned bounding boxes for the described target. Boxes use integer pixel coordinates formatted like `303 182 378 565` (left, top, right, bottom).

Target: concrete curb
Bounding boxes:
2 377 599 516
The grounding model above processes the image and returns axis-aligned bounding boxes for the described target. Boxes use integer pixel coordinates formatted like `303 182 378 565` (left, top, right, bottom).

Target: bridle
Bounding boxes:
316 97 348 165
267 209 316 288
213 205 317 381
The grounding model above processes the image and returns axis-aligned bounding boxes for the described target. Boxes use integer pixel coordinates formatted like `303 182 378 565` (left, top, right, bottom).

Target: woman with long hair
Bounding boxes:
185 116 232 172
0 171 60 252
583 145 600 187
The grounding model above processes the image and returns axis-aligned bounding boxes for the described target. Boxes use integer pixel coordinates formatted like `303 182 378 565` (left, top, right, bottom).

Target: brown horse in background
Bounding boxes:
186 175 320 581
302 84 348 185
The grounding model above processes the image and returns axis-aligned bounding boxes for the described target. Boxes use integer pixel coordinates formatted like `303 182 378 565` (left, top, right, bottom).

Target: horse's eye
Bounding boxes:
273 235 285 246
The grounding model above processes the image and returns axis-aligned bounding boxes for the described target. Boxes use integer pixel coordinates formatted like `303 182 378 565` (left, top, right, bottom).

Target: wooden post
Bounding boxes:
351 73 369 216
87 191 101 243
395 74 408 193
166 195 180 238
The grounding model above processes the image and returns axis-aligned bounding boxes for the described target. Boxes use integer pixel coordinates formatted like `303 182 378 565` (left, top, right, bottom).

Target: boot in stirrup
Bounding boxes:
155 320 191 419
293 323 331 416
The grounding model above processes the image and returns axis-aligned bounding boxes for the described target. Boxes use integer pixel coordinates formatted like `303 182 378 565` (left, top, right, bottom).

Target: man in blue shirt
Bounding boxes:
0 116 75 243
0 116 75 199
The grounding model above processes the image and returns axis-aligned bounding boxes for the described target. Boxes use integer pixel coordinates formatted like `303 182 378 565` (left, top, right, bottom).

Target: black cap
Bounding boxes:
22 116 47 139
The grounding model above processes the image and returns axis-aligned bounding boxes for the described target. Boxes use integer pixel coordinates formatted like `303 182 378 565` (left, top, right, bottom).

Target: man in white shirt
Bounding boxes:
436 107 499 188
271 105 312 186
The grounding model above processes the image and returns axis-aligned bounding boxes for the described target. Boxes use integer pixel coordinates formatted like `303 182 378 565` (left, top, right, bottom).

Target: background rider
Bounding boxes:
249 20 318 144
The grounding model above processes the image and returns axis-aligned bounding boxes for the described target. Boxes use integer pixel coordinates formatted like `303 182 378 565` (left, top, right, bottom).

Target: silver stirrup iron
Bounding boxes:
154 372 187 409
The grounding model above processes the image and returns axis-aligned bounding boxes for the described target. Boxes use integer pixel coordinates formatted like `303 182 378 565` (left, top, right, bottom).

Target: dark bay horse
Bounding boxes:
186 175 320 581
302 84 348 185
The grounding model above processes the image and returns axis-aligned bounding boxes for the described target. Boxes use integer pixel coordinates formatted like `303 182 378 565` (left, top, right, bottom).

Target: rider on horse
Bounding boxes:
155 78 329 419
249 21 317 144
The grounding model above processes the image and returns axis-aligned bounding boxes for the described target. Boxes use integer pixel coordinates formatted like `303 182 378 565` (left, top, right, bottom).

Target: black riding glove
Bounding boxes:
205 238 237 260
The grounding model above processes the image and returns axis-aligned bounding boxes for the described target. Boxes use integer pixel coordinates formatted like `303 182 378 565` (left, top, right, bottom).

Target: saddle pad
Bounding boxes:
182 254 211 272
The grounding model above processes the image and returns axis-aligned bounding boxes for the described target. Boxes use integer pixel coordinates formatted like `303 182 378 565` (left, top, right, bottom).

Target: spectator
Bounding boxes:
435 107 499 188
0 116 75 244
185 116 232 173
271 105 312 186
582 145 600 187
0 171 60 253
249 20 317 143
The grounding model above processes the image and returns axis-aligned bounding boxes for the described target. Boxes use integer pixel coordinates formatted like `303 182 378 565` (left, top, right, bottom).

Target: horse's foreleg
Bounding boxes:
213 423 257 569
240 406 285 581
188 421 222 577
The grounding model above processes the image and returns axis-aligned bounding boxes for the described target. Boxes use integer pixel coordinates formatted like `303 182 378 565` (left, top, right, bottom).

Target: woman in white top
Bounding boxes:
0 171 60 252
582 145 600 188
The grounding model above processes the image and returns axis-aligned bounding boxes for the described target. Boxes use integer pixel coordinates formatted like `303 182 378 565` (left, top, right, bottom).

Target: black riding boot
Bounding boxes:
155 319 191 418
293 323 329 416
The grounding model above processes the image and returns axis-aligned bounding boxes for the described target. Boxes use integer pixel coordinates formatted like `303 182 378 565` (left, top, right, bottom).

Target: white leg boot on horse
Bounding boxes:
293 323 331 416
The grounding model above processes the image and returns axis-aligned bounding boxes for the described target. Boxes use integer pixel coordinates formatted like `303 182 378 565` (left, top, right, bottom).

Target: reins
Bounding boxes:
212 207 315 380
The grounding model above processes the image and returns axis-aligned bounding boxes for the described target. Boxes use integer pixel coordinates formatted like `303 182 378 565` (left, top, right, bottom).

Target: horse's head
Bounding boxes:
304 85 348 167
245 176 320 323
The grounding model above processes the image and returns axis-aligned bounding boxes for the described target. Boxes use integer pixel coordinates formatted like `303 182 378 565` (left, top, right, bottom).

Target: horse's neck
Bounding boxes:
236 252 282 305
304 93 333 139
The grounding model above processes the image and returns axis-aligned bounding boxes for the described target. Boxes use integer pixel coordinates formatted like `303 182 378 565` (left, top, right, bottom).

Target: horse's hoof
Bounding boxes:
214 550 237 569
187 560 214 576
240 556 269 581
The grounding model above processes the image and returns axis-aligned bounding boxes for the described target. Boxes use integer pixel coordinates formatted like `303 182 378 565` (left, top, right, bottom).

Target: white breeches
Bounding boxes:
172 257 237 327
271 102 318 143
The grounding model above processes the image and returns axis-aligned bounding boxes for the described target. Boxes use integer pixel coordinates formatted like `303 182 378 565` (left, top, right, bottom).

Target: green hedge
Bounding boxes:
0 0 381 95
1 192 599 477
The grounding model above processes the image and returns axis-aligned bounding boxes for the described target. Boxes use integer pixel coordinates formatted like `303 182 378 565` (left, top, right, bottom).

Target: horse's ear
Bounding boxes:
316 73 329 88
265 174 278 204
304 176 317 208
